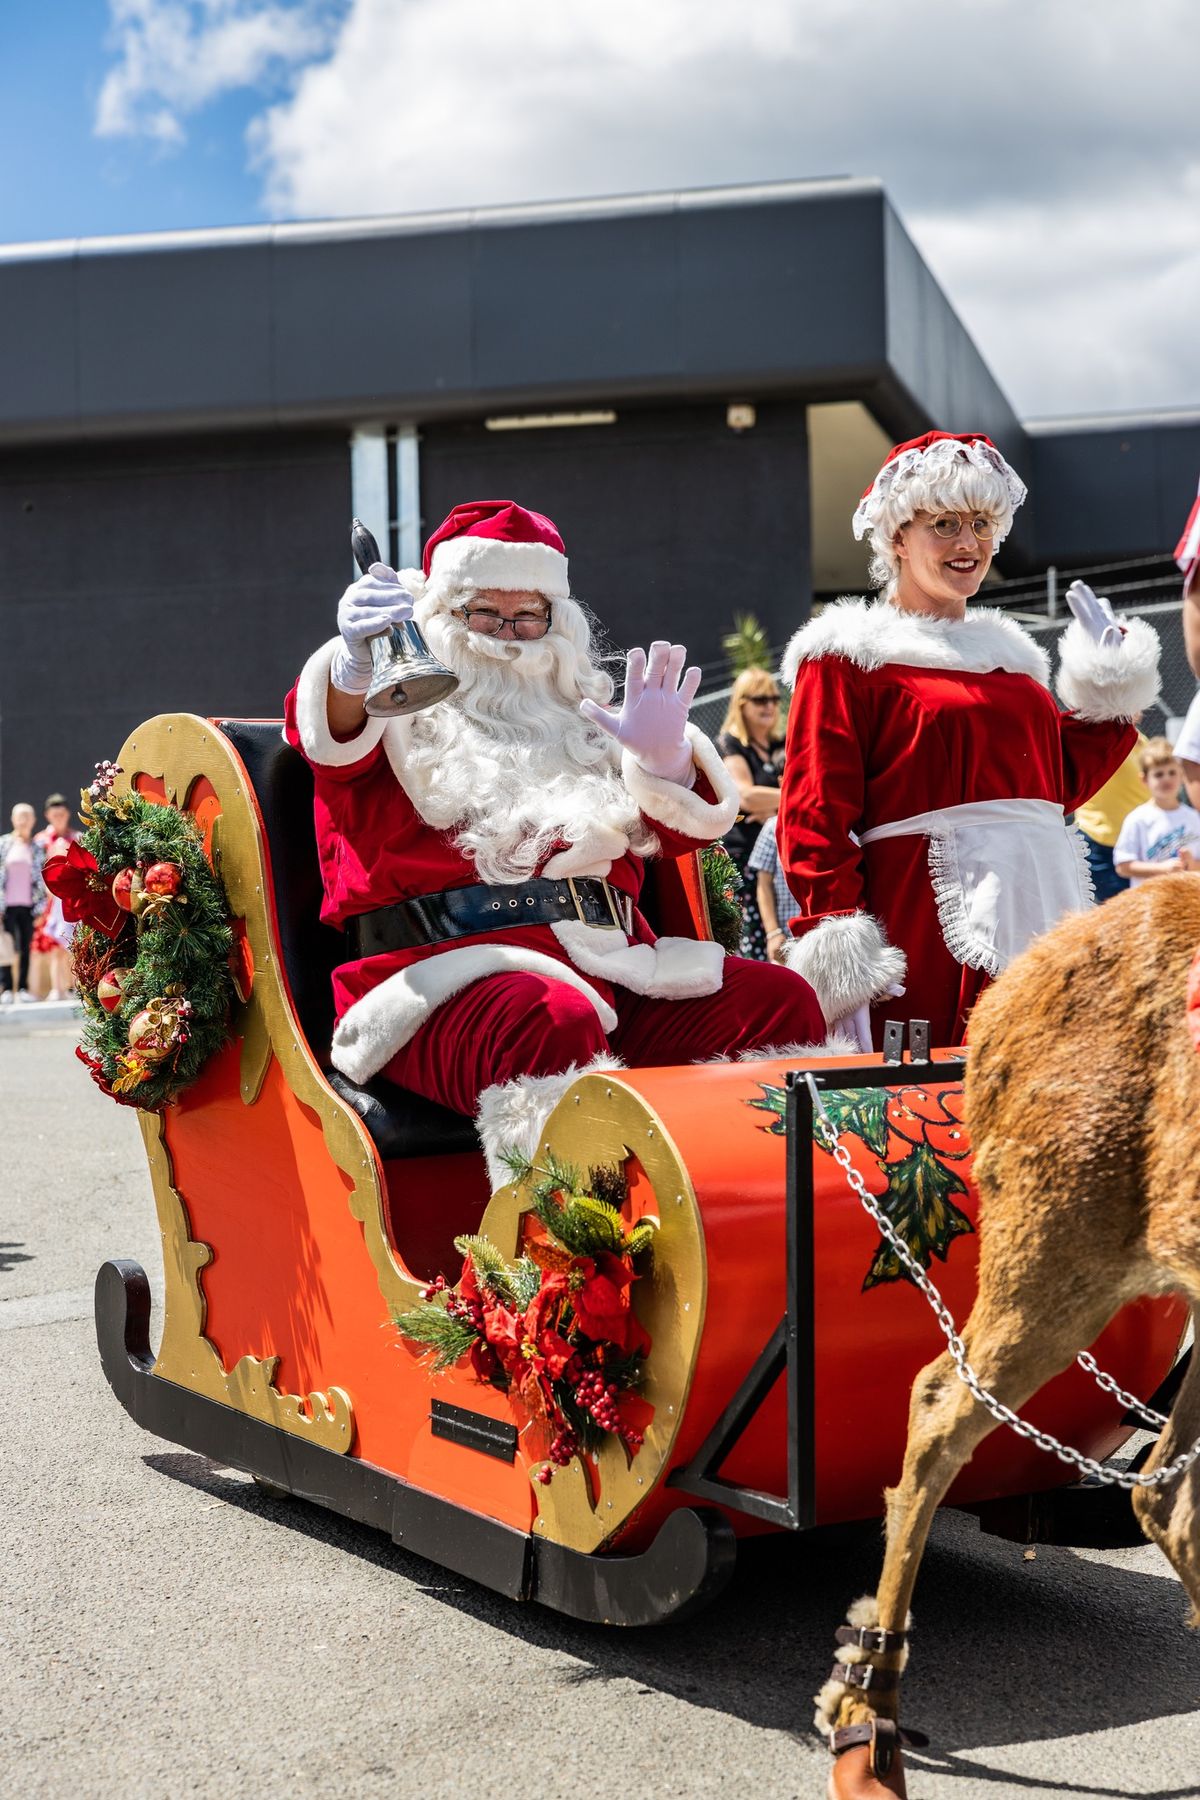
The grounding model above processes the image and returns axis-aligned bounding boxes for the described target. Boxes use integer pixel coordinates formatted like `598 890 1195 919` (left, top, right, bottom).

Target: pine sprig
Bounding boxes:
393 1301 480 1371
453 1233 519 1304
701 842 744 955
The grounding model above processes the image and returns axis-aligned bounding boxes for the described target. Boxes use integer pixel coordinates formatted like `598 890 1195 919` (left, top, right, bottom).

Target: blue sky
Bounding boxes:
0 3 267 242
0 0 1195 417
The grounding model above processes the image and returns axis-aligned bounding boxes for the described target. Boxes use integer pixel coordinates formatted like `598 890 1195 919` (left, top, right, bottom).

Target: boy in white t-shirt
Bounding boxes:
1112 738 1200 887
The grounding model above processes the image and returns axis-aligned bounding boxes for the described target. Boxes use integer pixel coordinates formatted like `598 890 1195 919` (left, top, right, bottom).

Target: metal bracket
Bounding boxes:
882 1018 932 1065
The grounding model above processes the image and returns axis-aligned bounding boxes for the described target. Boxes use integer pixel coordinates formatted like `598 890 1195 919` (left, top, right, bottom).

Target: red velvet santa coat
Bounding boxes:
284 640 741 1084
777 600 1160 1046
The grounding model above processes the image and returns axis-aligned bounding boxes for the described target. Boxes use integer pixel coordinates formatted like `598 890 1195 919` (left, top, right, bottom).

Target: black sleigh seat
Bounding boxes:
217 720 479 1160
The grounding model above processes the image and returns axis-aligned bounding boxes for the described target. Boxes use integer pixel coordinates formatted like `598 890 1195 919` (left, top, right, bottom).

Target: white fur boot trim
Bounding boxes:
1056 615 1160 720
330 946 617 1086
783 913 906 1024
551 920 725 999
475 1054 625 1191
813 1593 913 1735
696 1031 861 1065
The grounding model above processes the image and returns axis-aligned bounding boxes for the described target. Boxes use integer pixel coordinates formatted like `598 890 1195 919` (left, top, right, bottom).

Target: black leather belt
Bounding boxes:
345 875 632 958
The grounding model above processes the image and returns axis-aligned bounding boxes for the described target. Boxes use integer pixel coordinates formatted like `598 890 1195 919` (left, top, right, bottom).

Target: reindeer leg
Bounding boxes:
822 1290 1114 1800
1132 1303 1200 1624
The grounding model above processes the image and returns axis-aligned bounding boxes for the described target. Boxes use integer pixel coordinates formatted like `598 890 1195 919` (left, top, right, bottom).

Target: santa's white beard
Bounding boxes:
399 597 658 884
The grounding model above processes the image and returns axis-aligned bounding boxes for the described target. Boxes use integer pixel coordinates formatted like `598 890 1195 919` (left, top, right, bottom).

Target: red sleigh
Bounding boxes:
96 712 1188 1624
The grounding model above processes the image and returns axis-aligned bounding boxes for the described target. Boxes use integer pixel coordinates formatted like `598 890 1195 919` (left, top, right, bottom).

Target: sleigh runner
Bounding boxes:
94 711 1187 1623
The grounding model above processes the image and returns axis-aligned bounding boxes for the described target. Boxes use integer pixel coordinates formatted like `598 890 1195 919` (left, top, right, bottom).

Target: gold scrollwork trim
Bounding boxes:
140 1113 353 1449
480 1070 707 1554
116 714 423 1319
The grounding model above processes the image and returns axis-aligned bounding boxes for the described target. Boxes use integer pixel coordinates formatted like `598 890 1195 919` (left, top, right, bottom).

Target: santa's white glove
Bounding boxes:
829 984 906 1055
331 563 415 695
579 641 701 787
1066 581 1123 651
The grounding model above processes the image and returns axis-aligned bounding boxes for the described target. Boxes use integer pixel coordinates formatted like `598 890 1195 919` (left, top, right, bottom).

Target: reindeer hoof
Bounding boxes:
828 1719 923 1799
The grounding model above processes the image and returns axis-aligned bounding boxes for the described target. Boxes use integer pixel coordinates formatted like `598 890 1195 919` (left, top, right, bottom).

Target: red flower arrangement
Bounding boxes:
395 1152 655 1485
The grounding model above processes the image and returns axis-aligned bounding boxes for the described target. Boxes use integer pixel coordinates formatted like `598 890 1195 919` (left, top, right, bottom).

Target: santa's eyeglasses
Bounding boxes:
926 513 998 541
452 605 552 640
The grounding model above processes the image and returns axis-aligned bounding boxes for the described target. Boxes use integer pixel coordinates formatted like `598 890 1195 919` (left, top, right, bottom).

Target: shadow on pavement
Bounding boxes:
144 1447 1200 1784
0 1241 34 1274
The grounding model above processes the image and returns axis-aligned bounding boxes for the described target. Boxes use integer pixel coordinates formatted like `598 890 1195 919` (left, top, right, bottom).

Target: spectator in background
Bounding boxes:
1171 682 1200 814
1074 727 1147 901
33 793 80 1001
1113 738 1200 886
715 668 784 958
747 815 799 963
0 803 47 1004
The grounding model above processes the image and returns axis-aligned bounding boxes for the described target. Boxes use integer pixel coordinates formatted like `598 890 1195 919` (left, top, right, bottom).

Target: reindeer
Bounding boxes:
819 872 1200 1800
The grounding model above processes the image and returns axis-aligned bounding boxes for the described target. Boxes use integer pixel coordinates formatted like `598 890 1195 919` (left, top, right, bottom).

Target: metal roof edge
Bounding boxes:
0 175 884 264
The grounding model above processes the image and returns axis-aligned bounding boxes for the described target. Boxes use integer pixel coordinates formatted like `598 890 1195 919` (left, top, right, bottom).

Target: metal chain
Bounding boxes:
1074 1349 1167 1429
806 1081 1200 1492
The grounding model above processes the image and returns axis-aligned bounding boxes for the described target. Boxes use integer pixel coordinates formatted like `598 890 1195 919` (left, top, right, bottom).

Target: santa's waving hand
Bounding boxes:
580 641 702 788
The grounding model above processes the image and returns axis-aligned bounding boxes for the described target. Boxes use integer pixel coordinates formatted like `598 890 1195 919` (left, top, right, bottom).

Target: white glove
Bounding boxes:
829 984 906 1055
1066 581 1123 651
832 1003 874 1054
579 641 702 786
331 564 415 695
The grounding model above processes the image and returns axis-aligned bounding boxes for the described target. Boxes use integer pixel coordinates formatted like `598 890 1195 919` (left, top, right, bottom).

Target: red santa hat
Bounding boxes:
852 429 1027 543
421 499 571 597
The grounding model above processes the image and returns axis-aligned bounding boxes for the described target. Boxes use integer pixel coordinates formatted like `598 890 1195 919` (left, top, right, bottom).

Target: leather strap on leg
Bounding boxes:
830 1719 930 1777
835 1624 909 1657
830 1661 901 1694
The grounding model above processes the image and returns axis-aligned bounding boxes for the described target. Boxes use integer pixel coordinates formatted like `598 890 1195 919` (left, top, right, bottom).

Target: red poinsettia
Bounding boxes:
568 1251 650 1356
44 842 126 940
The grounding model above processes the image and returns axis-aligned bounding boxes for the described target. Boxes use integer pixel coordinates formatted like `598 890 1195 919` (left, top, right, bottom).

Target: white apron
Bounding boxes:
859 798 1094 979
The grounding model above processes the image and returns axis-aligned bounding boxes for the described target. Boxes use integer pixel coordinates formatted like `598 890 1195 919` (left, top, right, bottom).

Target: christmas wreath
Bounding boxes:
45 761 237 1110
396 1150 656 1486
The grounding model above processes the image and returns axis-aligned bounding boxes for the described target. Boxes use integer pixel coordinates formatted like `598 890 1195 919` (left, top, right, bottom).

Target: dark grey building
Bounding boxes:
1 177 1197 805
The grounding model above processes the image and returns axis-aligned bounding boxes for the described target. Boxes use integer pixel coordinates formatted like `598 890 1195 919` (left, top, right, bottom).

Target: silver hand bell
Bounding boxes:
350 519 460 717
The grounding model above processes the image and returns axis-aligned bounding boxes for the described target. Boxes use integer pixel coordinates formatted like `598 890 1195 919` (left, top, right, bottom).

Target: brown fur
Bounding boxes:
830 875 1200 1741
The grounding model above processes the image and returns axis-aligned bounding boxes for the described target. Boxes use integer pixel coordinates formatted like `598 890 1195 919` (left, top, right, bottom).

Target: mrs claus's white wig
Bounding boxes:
852 433 1028 598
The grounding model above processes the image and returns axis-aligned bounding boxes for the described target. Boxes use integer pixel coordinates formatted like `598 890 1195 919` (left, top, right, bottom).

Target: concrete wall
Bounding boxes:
0 430 348 808
1029 413 1200 567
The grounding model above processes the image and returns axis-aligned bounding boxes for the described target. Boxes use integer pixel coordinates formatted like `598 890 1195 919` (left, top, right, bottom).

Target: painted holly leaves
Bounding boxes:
746 1082 973 1290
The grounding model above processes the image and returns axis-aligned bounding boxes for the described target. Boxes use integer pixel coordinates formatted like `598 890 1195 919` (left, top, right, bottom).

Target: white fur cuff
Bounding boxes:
294 639 388 767
782 913 906 1023
622 725 738 843
1056 616 1160 721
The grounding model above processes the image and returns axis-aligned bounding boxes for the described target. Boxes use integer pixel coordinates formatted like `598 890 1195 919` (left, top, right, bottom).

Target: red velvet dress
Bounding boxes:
778 601 1147 1047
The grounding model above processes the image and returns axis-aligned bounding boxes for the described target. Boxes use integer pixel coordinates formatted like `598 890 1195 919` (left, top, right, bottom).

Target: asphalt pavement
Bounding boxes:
3 1026 1199 1800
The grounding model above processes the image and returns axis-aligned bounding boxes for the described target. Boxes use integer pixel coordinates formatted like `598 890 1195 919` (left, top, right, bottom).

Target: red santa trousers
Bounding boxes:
382 954 824 1116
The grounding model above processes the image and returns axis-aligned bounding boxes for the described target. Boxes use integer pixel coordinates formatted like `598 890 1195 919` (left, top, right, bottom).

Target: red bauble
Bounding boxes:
143 861 183 897
96 967 132 1014
111 867 145 914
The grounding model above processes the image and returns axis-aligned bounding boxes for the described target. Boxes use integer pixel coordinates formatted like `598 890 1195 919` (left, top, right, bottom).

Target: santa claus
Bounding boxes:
778 431 1162 1053
285 499 826 1181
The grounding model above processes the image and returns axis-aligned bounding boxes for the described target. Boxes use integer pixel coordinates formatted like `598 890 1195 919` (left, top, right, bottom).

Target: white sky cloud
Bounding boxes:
96 0 339 142
97 0 1200 418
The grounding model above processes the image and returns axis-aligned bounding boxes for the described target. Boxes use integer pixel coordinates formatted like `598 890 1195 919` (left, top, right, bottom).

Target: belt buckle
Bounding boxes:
565 876 625 931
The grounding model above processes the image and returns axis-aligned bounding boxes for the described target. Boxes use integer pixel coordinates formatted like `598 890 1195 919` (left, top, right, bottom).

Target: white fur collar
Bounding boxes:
780 598 1050 688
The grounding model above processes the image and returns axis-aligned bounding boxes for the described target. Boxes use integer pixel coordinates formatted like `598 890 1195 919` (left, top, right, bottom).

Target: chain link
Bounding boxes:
808 1089 1199 1492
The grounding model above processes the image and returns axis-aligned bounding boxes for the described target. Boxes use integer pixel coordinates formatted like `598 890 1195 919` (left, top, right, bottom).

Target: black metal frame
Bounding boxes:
669 1030 965 1531
96 1259 737 1627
